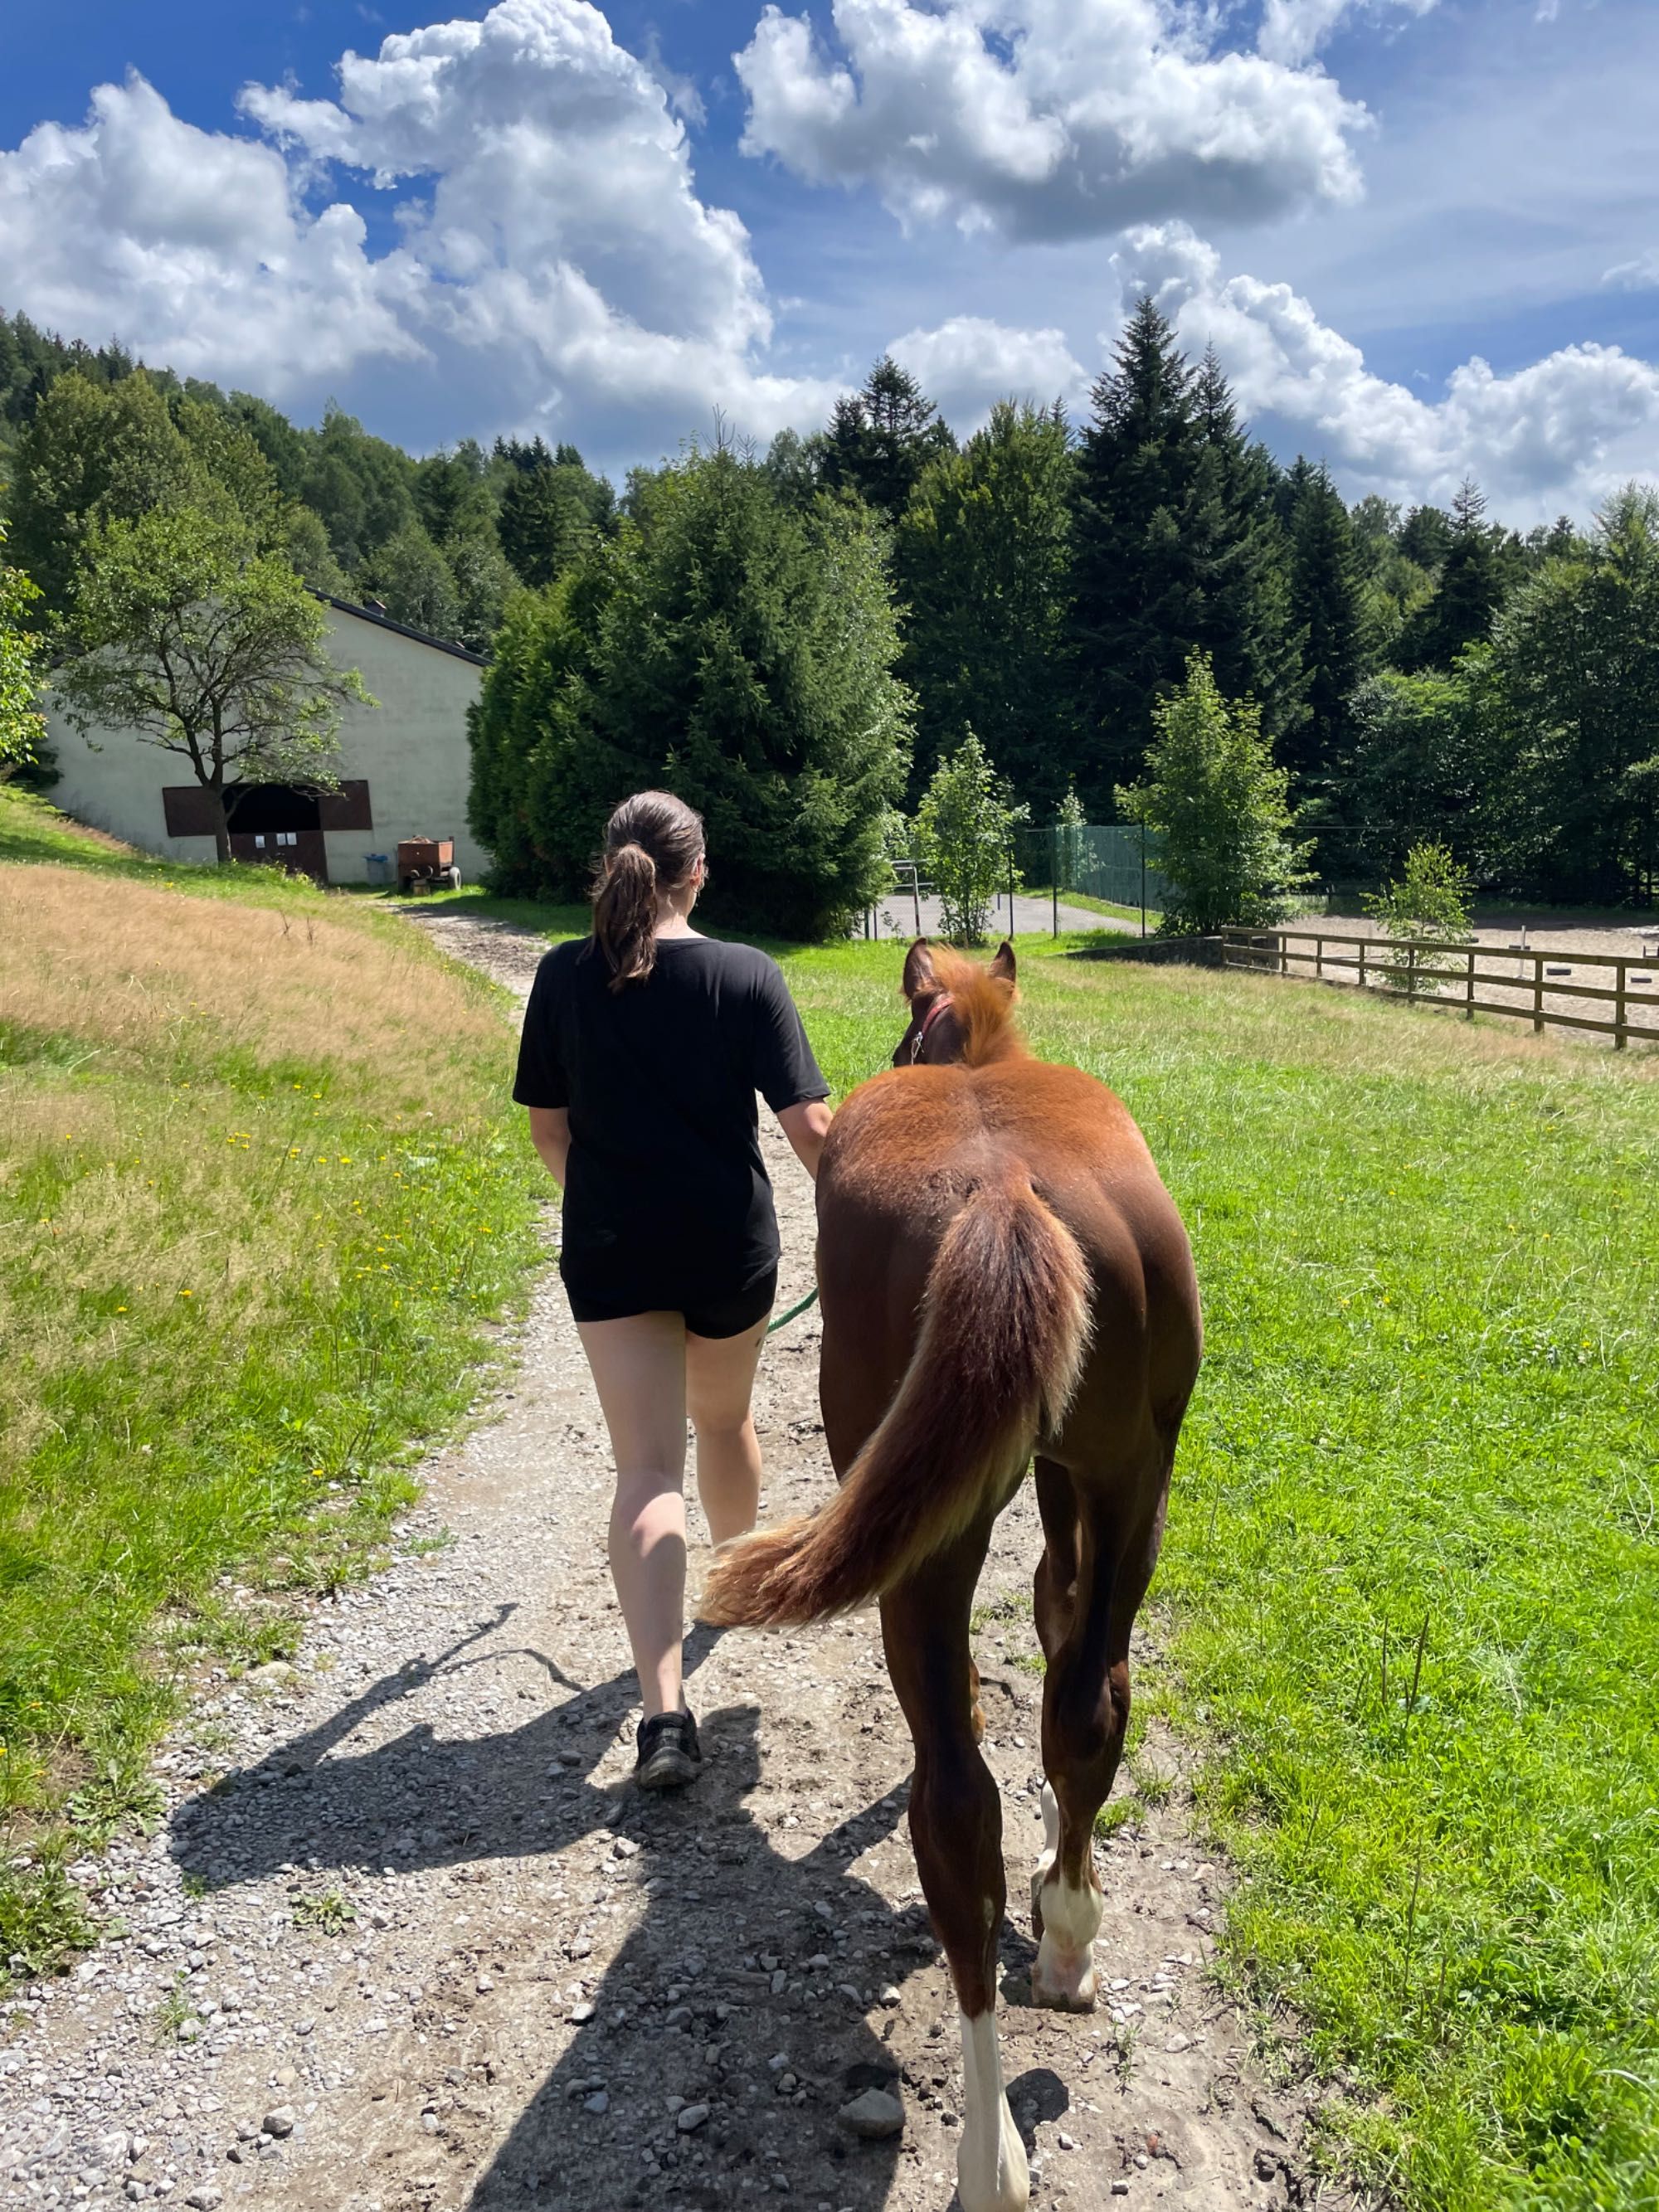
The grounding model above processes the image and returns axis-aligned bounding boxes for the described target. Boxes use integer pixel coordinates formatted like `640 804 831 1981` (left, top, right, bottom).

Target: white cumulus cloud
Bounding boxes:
735 0 1369 241
0 75 421 391
887 316 1086 428
0 0 837 457
1113 223 1659 518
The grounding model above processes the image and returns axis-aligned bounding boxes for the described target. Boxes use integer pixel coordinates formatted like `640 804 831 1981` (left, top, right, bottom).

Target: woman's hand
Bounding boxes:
776 1098 833 1182
528 1105 571 1184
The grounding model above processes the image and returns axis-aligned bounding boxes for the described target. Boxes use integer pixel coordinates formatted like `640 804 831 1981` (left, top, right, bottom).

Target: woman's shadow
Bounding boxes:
168 1614 966 2207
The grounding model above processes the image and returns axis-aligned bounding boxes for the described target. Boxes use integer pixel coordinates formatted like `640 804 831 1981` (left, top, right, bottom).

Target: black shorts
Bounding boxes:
566 1268 777 1340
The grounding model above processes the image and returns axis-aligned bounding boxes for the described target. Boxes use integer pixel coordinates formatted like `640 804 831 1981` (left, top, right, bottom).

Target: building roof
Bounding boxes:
319 593 489 668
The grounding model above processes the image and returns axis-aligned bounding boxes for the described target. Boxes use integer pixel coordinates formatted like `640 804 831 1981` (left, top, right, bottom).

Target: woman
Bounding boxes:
513 791 834 1789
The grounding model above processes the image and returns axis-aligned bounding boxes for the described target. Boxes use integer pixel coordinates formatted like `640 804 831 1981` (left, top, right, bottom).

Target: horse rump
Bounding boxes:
700 1175 1092 1629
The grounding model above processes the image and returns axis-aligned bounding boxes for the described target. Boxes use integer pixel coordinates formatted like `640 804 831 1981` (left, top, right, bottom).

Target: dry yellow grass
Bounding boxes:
0 867 510 1116
2 853 544 1973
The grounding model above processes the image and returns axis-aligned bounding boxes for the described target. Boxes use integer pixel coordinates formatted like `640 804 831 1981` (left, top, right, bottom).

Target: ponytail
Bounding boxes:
592 842 661 992
587 790 706 990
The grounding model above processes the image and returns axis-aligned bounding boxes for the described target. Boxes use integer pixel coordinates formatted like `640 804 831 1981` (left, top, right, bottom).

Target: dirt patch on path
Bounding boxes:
1 913 1355 2212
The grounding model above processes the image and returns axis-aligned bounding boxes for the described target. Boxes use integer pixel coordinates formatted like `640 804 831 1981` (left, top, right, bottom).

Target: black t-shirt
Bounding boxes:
513 934 829 1308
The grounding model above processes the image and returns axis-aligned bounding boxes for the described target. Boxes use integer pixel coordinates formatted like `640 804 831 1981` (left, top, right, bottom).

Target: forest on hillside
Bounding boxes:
2 300 1656 921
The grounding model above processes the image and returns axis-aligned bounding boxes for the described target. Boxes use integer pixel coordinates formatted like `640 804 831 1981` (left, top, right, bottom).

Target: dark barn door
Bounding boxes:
163 780 372 883
228 826 330 881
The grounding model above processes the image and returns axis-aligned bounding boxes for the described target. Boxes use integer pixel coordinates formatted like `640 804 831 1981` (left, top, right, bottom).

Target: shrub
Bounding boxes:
1364 839 1474 995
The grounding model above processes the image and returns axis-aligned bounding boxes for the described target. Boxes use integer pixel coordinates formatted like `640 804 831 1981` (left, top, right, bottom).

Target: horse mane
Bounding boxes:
932 949 1026 1067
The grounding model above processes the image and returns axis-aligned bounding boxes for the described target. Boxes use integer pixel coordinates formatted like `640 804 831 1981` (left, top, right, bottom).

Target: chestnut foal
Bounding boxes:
704 940 1201 2212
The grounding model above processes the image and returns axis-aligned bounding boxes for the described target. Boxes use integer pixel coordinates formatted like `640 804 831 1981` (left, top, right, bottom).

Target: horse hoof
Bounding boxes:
1031 1947 1097 2011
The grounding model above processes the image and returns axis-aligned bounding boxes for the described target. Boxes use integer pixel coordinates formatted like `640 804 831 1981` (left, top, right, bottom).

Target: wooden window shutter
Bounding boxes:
317 780 373 830
161 785 221 837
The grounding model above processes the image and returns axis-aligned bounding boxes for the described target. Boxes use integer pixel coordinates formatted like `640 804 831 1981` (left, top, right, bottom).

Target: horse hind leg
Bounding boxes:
880 1527 1029 2212
1031 1470 1165 2012
1029 1456 1081 1944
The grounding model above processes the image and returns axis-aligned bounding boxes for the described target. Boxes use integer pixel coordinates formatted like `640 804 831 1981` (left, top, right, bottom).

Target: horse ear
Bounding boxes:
902 938 937 1000
990 940 1017 987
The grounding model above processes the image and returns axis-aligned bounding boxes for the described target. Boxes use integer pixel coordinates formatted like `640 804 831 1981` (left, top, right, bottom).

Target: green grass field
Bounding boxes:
0 789 545 1973
771 937 1657 2212
7 796 1655 2207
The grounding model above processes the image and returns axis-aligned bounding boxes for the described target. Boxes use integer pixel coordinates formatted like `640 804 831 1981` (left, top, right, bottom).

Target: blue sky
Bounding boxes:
2 0 1655 518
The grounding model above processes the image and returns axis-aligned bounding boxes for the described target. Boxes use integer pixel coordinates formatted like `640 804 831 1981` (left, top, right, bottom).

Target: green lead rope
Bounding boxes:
766 1285 820 1334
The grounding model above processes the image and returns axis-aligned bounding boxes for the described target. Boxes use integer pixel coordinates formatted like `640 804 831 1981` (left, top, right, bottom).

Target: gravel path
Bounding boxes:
1 912 1355 2212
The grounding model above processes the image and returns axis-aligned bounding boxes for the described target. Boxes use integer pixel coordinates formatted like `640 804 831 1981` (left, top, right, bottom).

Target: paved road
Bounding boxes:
864 890 1146 941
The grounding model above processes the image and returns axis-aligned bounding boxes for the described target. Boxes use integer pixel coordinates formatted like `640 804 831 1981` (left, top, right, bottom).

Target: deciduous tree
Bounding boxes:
359 519 461 640
1484 485 1659 902
912 729 1028 944
1117 652 1311 934
0 521 46 769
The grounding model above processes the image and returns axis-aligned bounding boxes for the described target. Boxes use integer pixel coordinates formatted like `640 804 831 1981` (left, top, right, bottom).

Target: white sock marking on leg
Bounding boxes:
1033 1854 1102 2008
1029 1779 1059 1920
956 2008 1029 2212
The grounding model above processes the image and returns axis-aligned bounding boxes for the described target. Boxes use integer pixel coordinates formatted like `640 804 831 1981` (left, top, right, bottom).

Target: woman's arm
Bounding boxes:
776 1098 833 1182
527 1105 571 1184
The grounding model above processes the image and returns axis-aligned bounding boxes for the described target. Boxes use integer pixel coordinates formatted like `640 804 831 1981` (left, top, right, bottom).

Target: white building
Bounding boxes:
43 596 489 886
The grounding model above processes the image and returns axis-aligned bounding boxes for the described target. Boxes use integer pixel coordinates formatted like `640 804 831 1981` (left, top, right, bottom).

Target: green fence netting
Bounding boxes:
1011 823 1171 919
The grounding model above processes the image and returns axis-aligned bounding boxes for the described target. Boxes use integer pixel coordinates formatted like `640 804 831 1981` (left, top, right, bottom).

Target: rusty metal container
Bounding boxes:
397 837 459 892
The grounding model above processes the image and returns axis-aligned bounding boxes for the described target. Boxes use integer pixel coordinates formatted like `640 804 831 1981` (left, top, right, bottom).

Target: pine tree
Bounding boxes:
597 448 913 934
1072 297 1204 805
1396 480 1503 669
819 356 954 522
1073 307 1298 808
1284 458 1364 792
498 464 595 590
897 401 1078 810
1187 347 1303 745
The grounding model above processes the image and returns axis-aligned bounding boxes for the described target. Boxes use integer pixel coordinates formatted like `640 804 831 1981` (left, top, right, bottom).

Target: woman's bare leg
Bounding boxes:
576 1312 688 1720
686 1315 769 1546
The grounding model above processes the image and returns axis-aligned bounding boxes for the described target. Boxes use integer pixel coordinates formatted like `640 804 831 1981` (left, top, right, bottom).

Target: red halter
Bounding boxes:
910 993 955 1064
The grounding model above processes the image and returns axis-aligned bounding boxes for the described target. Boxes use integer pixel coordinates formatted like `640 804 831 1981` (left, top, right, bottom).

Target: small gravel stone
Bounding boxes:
676 2103 710 2133
568 2001 596 2023
582 2092 610 2116
260 2107 295 2139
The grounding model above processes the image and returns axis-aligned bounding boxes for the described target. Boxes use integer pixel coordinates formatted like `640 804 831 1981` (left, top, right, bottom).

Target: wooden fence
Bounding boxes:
1219 928 1659 1050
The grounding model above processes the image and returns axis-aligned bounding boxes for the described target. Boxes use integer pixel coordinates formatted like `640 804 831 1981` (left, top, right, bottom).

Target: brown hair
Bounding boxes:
590 790 706 990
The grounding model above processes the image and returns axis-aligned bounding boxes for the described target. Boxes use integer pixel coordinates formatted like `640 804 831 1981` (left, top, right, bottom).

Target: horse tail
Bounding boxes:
701 1176 1092 1629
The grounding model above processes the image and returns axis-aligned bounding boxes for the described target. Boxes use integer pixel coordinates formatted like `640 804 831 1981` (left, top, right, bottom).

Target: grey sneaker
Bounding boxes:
635 1708 703 1790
